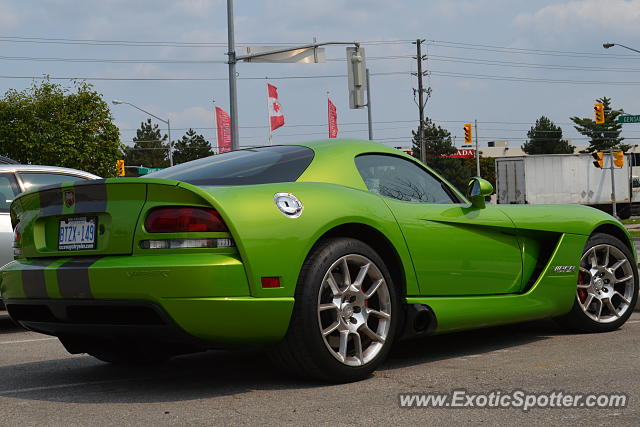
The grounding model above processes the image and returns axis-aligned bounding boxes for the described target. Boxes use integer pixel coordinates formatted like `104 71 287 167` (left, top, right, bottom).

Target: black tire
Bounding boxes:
555 233 639 333
270 237 401 383
618 204 632 220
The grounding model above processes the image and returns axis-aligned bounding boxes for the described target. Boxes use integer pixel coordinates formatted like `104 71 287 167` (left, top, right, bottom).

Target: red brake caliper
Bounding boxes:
577 272 588 303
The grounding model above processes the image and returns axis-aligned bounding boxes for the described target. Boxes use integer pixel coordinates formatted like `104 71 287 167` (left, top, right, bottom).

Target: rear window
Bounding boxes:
146 145 314 186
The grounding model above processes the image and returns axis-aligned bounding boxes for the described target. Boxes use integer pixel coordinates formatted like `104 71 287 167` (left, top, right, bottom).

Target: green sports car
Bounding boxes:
1 139 638 382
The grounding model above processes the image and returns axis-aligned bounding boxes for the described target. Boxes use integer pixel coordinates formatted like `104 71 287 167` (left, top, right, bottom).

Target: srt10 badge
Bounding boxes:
553 265 576 273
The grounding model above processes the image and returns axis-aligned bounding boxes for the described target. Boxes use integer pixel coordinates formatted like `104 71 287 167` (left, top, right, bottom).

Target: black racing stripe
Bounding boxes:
39 185 63 217
57 257 102 299
22 259 57 298
74 183 107 214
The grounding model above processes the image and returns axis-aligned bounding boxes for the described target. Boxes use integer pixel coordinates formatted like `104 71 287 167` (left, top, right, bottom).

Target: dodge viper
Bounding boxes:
1 139 638 382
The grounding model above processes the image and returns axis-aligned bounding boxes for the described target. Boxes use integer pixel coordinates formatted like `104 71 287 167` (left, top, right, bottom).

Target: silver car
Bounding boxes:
0 165 100 268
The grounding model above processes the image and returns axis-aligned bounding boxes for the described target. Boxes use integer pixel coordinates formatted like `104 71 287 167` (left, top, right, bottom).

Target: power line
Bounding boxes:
0 35 411 48
428 40 640 60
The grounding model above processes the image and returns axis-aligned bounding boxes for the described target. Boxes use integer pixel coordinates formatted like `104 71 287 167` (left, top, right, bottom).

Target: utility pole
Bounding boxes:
226 0 239 151
475 119 480 177
412 39 430 163
610 151 618 218
366 68 373 140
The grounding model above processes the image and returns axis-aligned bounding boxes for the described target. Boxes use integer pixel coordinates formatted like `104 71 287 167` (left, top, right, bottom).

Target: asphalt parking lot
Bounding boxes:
1 312 639 426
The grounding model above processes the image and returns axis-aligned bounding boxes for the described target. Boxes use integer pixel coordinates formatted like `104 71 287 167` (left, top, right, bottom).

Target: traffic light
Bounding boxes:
463 123 473 144
116 159 125 176
346 47 367 109
594 102 605 124
592 152 604 168
613 151 624 168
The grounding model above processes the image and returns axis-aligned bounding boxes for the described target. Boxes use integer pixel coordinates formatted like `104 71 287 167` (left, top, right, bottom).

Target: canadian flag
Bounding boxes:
267 83 285 131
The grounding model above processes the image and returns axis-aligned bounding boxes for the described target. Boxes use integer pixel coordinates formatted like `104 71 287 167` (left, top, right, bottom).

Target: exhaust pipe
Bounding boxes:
399 303 437 341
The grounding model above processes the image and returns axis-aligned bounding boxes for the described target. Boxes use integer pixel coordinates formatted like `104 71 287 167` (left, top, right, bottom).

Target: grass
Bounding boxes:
621 218 640 225
630 230 640 238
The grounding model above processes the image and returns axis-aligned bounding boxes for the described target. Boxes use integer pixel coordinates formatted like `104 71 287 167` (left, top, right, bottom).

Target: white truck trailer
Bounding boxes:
495 154 640 219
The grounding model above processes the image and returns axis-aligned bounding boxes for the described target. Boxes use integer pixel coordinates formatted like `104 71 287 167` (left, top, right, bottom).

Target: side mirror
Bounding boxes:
467 177 493 209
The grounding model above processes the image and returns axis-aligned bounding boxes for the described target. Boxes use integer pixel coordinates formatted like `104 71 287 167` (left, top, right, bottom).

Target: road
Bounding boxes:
1 313 639 426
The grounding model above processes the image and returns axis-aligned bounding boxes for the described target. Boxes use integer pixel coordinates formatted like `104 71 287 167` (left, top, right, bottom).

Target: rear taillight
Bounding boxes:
13 222 21 257
145 207 228 233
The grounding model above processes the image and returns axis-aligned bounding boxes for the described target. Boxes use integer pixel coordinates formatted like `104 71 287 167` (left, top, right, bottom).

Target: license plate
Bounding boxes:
58 217 97 251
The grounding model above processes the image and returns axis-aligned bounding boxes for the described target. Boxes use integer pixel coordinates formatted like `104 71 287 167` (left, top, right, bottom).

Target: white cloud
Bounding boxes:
168 106 214 129
173 0 220 17
0 1 19 29
514 0 640 36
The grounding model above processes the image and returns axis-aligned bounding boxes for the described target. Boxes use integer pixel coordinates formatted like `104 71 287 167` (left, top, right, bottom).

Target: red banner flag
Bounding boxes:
328 98 338 138
267 83 285 131
215 106 232 154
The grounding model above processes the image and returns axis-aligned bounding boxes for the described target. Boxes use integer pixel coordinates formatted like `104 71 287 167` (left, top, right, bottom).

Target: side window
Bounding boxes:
355 154 456 203
0 173 20 213
18 173 88 191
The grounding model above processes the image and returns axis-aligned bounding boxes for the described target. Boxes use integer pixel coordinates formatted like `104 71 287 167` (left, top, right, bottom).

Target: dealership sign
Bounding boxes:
441 149 476 159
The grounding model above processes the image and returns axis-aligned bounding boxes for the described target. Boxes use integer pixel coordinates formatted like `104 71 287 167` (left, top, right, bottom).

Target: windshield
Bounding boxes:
146 145 314 186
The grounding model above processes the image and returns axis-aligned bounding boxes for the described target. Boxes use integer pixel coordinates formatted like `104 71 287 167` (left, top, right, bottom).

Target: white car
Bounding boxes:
0 165 101 268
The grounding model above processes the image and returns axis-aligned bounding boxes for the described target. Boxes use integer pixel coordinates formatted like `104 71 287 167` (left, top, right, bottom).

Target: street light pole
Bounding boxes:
112 99 173 166
603 43 640 54
226 0 239 151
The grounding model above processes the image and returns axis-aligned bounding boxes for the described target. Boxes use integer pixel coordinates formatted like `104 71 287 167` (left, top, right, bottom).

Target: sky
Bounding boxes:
1 0 640 152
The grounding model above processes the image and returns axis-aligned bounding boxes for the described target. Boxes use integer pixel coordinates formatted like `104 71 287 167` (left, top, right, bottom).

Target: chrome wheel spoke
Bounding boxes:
352 262 370 291
353 332 364 365
366 308 391 320
615 275 633 284
360 324 385 343
610 258 627 271
589 248 598 268
605 298 620 317
596 299 603 321
584 294 594 308
341 257 351 287
603 246 610 267
613 291 631 306
338 330 349 361
577 283 590 289
319 303 339 312
365 278 384 299
325 274 342 297
322 321 341 336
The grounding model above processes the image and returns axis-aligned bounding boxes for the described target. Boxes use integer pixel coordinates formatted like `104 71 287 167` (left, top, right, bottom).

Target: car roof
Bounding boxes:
0 164 101 178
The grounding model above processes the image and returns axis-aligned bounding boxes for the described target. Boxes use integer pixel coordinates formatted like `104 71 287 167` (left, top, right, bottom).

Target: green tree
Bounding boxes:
412 119 472 192
522 116 574 154
0 80 121 177
172 128 213 165
570 96 628 152
124 118 169 168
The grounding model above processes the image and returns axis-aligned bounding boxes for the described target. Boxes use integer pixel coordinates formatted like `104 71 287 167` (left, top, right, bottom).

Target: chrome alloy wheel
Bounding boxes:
317 254 391 367
577 244 635 323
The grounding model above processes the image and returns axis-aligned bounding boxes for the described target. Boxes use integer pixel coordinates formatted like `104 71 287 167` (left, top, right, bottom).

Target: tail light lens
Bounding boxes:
13 222 22 257
145 207 228 233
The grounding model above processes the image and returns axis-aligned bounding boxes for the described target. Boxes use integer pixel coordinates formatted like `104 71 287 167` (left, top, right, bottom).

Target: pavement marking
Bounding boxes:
0 337 57 345
627 320 640 324
0 379 131 395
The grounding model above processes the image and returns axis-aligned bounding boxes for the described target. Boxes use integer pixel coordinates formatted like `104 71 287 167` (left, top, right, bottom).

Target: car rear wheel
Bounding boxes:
270 237 399 383
556 233 638 332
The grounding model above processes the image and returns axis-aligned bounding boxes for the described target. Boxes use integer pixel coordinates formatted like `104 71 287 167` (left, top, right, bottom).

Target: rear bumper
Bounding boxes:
5 297 294 346
1 254 294 345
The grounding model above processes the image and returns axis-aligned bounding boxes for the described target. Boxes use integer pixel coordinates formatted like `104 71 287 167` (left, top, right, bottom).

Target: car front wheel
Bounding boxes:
556 233 638 332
